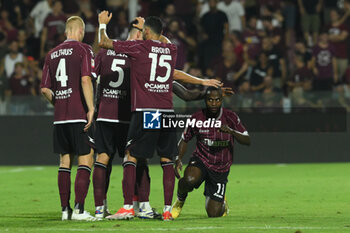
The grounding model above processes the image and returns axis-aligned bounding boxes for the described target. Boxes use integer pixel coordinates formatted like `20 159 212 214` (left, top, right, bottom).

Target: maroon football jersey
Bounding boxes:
312 44 335 79
94 48 131 123
327 23 348 59
43 13 67 47
242 30 261 60
112 40 177 112
182 108 248 173
9 75 32 96
41 39 94 124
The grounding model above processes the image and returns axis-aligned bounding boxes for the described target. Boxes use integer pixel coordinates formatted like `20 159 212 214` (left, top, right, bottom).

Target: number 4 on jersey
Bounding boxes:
55 58 68 87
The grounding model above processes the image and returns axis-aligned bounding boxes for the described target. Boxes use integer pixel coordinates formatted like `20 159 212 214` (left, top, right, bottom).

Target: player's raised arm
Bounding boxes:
98 11 114 49
173 69 222 88
173 81 234 101
173 81 203 101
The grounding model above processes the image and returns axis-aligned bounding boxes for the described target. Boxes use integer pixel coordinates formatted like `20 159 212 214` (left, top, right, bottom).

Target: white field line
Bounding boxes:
2 226 348 232
0 167 44 174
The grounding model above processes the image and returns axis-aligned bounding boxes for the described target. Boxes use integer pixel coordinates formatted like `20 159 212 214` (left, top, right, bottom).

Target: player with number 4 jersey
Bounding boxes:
42 38 94 124
41 16 96 221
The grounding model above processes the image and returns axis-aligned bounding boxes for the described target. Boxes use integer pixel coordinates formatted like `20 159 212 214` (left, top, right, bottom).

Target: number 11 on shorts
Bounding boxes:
214 183 225 199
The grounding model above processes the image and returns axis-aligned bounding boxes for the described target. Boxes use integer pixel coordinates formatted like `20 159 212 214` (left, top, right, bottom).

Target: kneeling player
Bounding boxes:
172 87 250 218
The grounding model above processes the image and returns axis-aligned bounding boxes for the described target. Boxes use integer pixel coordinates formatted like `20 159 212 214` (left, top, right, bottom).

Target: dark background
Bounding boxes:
1 111 348 165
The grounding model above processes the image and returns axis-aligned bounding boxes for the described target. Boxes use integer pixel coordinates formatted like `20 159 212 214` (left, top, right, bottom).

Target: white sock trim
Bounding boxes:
163 205 172 212
140 202 151 210
123 204 133 210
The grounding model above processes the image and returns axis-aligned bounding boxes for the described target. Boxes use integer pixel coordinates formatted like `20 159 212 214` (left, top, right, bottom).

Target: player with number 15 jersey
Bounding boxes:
112 35 177 112
98 13 178 220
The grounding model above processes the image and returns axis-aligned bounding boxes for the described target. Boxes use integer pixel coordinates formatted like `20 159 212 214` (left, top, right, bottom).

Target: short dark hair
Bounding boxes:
205 86 222 98
144 16 163 35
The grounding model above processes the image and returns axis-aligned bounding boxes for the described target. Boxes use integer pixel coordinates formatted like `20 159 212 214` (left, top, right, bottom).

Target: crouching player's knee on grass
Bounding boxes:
205 197 225 217
171 87 250 219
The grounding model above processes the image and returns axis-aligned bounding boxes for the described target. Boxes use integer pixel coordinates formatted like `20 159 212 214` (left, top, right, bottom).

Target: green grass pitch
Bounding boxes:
1 163 350 233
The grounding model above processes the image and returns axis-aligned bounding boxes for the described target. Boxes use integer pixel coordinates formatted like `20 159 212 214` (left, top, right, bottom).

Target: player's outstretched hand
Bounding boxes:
174 158 183 179
99 10 112 25
202 79 222 88
132 16 145 30
219 124 233 134
222 87 234 97
84 109 94 132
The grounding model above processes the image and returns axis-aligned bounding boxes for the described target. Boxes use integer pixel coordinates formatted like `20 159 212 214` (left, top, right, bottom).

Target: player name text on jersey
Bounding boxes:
106 50 127 57
50 48 73 59
151 46 170 54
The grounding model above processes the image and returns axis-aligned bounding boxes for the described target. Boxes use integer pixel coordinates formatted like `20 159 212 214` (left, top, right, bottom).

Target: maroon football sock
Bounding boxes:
58 167 71 208
161 161 175 206
74 165 91 207
136 163 150 202
105 161 112 200
93 162 107 207
122 161 136 205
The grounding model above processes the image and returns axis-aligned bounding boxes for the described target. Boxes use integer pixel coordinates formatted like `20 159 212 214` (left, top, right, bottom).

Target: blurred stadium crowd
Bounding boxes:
0 0 350 115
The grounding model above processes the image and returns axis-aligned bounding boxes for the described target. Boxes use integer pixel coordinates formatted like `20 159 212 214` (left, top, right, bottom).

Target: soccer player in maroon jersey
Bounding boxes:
171 87 250 218
93 15 226 219
40 16 96 221
92 20 137 220
97 11 204 220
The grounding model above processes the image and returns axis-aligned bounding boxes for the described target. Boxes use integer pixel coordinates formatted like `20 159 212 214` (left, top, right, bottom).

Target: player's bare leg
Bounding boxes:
59 153 74 220
172 166 203 219
107 151 137 220
205 197 225 217
93 153 110 219
160 157 175 221
71 149 96 221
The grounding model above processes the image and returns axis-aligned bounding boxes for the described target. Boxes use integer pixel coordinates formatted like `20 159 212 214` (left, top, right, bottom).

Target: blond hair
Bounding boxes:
65 16 85 34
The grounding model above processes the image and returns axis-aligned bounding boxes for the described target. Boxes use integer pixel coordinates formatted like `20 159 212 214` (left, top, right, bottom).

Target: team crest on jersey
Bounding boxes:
143 110 162 129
